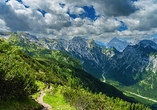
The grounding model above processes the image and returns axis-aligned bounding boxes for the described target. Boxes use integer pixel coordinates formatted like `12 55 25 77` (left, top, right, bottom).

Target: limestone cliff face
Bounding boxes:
103 40 157 85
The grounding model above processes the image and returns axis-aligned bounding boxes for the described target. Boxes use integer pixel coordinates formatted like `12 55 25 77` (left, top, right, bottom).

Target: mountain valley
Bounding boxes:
0 32 157 109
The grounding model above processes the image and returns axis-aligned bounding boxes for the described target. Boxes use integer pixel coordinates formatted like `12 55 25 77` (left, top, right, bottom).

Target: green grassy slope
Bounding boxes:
0 34 151 110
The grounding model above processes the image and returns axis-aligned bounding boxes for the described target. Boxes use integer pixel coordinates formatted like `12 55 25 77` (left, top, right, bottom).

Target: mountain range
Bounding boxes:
1 32 157 107
1 32 152 110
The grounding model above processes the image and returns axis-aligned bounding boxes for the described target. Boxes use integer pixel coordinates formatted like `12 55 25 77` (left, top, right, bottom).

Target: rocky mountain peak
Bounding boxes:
138 40 157 50
107 37 129 52
22 33 38 42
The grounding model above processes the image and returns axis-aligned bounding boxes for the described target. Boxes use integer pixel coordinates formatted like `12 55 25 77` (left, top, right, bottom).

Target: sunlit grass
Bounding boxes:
31 80 46 100
43 86 76 110
35 80 45 90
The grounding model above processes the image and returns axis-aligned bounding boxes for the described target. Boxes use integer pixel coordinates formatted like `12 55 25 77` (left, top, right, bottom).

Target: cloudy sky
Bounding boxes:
0 0 157 42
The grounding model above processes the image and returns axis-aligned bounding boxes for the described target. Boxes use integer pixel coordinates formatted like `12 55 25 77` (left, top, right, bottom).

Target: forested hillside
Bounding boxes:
0 37 150 110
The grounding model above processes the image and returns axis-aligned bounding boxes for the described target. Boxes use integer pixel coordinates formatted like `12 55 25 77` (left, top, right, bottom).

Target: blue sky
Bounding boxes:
67 6 98 20
1 0 157 42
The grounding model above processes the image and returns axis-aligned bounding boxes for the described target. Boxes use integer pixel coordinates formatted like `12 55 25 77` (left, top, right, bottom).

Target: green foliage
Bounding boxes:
63 87 150 110
0 34 151 110
7 33 125 98
108 79 157 109
6 35 141 96
35 56 127 100
43 86 76 110
8 32 82 68
0 98 42 110
51 50 82 68
0 40 38 100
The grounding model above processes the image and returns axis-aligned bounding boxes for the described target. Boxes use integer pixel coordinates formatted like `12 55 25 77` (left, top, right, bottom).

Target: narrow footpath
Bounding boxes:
37 90 52 110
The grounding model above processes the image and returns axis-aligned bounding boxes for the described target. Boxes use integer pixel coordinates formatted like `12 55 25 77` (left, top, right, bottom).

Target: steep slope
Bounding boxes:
0 39 37 99
0 32 152 109
0 39 43 110
6 34 125 98
103 40 157 101
67 37 105 78
104 40 157 85
7 33 157 88
8 33 105 78
38 37 105 78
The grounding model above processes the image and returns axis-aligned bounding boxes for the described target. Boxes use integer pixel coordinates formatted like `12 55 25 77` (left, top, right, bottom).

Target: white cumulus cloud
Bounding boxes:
0 0 157 42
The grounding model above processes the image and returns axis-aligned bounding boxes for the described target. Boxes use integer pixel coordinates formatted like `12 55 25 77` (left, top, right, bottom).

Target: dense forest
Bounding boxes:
0 37 151 110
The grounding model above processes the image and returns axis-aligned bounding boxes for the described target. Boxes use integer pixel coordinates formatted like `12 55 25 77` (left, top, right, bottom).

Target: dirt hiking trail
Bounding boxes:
37 90 52 110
